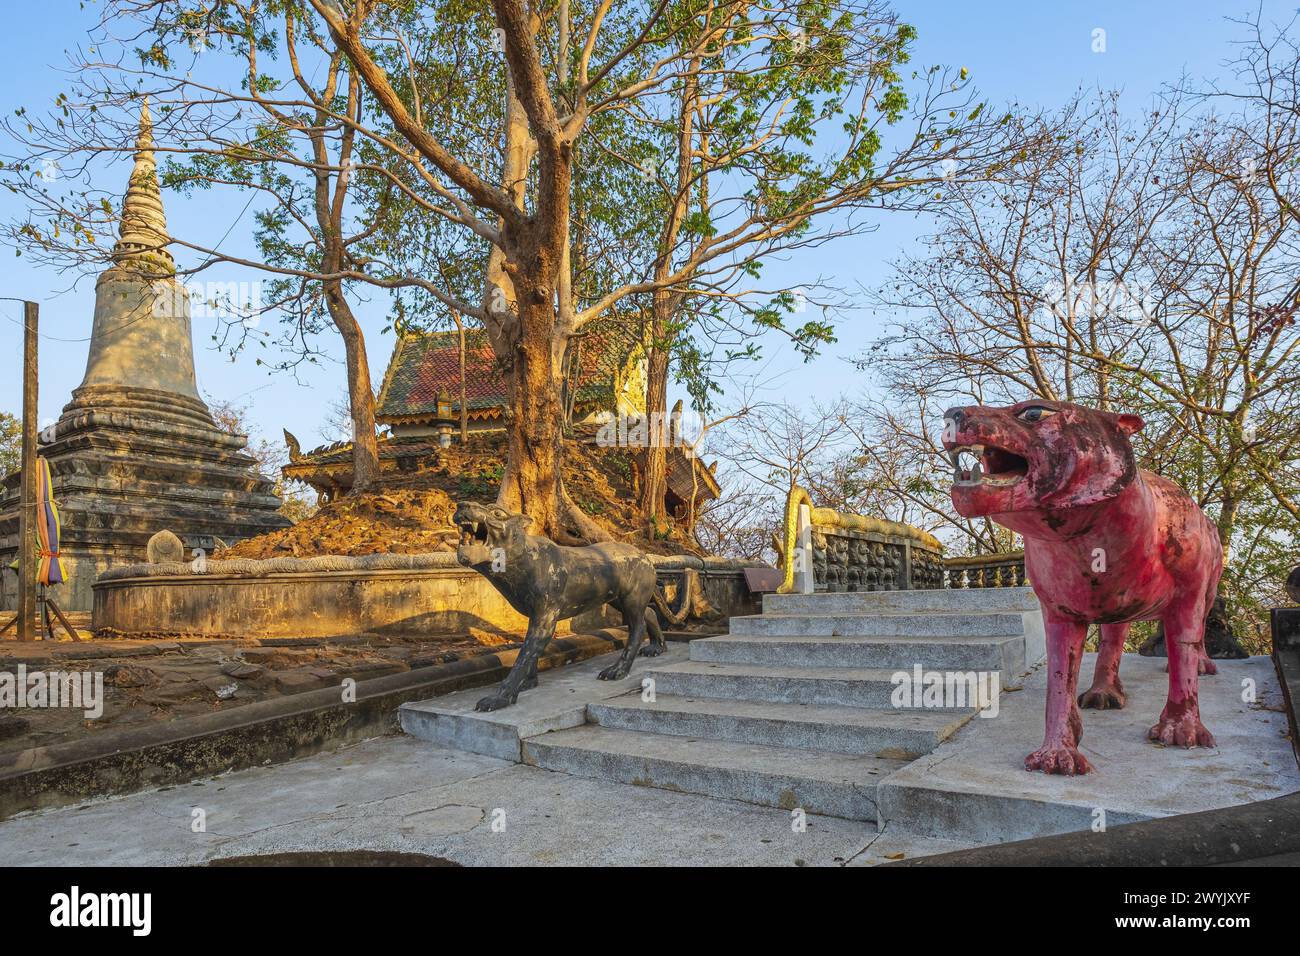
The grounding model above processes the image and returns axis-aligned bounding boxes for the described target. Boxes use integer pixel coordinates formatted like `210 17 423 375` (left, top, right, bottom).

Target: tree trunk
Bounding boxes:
1217 489 1238 565
638 58 698 539
476 36 606 544
494 289 608 543
641 298 671 537
325 281 380 494
497 299 564 527
455 314 468 443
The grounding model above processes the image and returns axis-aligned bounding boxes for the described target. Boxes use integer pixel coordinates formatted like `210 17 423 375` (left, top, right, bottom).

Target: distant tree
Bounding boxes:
836 396 1019 554
713 399 849 503
323 387 378 446
0 411 21 478
693 486 777 562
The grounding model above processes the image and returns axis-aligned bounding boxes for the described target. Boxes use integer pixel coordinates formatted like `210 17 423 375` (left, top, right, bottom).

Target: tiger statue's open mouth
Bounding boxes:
453 501 513 568
948 442 1031 488
942 400 1140 518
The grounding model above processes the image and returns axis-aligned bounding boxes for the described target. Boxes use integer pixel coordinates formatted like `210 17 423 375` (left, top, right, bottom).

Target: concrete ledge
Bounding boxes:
876 654 1300 844
521 725 890 821
0 631 625 821
93 563 541 638
890 790 1300 866
96 551 463 581
92 553 767 639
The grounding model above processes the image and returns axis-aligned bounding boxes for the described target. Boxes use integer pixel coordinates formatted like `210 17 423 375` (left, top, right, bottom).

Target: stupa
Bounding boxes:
0 100 289 611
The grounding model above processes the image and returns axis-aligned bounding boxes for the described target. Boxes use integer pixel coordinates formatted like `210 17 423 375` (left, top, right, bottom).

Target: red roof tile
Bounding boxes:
377 327 630 422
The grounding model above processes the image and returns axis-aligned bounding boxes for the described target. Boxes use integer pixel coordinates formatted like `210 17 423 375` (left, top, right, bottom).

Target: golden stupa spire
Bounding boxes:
111 97 174 274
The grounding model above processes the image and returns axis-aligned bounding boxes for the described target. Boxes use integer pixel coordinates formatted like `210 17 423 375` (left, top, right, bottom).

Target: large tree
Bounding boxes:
308 0 1026 540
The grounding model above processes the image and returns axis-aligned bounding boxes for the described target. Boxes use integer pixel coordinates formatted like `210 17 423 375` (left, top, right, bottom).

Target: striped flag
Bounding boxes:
35 456 66 586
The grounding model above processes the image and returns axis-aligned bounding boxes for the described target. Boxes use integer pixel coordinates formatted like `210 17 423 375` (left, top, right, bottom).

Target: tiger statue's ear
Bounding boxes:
1113 413 1144 436
506 514 533 533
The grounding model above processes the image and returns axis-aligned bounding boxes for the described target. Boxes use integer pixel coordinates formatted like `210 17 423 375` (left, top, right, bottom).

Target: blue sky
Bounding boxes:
0 1 1290 450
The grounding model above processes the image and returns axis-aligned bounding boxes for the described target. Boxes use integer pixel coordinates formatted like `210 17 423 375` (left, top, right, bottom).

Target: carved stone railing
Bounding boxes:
777 486 944 593
809 511 946 592
943 551 1027 589
775 488 1033 593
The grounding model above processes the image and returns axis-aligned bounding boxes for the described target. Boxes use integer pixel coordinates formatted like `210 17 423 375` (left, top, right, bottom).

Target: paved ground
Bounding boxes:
3 647 1293 866
0 733 971 866
0 642 972 866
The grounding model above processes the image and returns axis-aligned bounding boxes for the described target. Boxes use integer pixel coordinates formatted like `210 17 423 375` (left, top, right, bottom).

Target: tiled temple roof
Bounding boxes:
375 327 626 424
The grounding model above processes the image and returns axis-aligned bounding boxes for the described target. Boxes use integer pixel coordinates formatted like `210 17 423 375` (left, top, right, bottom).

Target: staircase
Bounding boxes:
519 587 1044 821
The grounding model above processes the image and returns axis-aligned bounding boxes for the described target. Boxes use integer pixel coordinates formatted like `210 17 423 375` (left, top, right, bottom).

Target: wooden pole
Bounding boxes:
17 301 37 641
457 317 468 443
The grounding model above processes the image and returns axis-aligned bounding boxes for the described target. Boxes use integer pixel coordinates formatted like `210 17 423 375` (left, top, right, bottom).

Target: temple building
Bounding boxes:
283 326 721 519
379 326 644 437
0 101 289 611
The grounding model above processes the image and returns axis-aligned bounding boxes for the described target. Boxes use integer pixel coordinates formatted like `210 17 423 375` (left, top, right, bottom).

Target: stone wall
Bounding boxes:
91 552 766 639
652 554 765 620
808 509 944 592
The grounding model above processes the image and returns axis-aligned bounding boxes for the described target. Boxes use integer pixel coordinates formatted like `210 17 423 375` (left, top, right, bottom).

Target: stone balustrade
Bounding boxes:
808 509 946 592
775 486 945 593
943 551 1028 589
776 485 1028 593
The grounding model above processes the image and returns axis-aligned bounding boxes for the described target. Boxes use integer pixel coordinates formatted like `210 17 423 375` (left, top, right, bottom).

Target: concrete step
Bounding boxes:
728 610 1026 638
522 724 905 820
763 587 1039 615
587 694 976 759
647 659 966 709
690 632 1026 674
398 644 692 760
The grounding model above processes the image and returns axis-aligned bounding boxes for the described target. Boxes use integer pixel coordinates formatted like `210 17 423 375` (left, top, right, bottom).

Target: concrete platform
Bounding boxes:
688 632 1027 673
877 653 1300 844
757 586 1045 667
646 660 977 708
0 734 975 866
399 645 689 760
729 610 1031 637
763 586 1041 614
